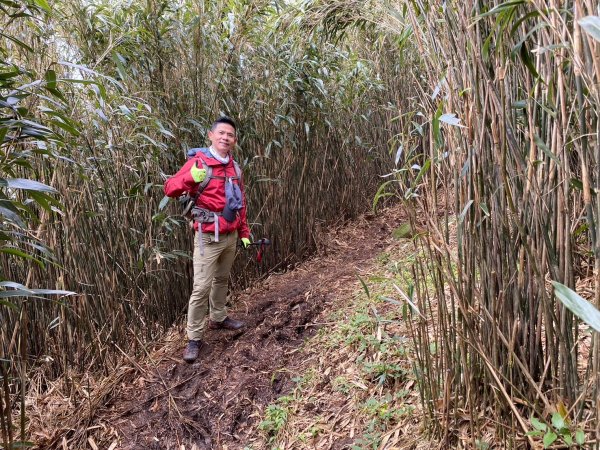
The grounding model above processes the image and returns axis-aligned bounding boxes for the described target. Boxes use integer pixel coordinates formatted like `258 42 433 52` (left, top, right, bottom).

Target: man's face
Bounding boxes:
208 123 237 156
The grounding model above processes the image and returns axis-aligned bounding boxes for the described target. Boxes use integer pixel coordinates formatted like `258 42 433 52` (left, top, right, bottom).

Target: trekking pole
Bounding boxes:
246 238 271 247
240 238 271 263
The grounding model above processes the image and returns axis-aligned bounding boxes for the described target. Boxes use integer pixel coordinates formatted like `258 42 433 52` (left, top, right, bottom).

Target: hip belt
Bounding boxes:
191 207 223 256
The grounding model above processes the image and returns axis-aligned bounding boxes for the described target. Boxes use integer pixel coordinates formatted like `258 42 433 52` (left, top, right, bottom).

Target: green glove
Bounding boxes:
190 162 206 183
241 237 251 248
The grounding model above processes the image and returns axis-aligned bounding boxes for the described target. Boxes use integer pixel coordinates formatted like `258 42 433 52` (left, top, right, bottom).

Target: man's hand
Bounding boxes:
190 161 206 183
241 237 251 248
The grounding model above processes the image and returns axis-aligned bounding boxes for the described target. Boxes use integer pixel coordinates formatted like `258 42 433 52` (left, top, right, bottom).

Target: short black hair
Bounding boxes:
211 116 237 133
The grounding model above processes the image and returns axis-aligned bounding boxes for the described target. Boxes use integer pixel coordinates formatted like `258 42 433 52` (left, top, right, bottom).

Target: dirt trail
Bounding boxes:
99 208 403 449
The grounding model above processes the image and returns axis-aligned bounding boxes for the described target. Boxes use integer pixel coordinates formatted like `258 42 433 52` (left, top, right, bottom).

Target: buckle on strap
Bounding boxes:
191 207 222 223
194 209 223 254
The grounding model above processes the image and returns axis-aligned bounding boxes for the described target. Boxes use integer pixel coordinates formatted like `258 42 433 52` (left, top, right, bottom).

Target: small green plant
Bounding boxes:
352 429 382 450
336 312 378 349
528 414 586 448
475 439 490 450
332 375 352 394
291 368 316 390
298 424 322 443
363 361 405 385
259 403 289 442
376 252 391 265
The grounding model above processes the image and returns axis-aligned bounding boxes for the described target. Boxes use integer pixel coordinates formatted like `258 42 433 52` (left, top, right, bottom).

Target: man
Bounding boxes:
164 116 251 363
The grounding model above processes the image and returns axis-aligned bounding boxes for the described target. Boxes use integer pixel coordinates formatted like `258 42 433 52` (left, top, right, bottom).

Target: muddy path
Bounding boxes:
99 208 403 449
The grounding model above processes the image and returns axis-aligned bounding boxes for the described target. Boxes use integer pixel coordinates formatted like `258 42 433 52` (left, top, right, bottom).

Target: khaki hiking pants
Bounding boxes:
187 230 238 340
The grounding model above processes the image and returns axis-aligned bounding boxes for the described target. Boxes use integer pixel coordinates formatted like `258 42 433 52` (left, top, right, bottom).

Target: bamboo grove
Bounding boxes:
306 0 599 446
2 0 600 448
333 0 599 446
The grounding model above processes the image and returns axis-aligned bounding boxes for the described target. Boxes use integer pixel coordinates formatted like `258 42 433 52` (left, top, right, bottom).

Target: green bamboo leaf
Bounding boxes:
152 212 167 223
579 16 600 42
58 61 123 90
510 11 542 37
459 200 474 222
1 178 57 193
480 203 490 216
432 103 443 148
119 105 133 117
24 289 74 296
7 119 53 134
0 288 75 298
0 204 26 227
112 51 128 80
393 283 425 319
23 240 54 257
95 108 108 122
394 145 403 166
45 69 57 89
511 22 548 57
477 0 525 19
45 86 66 102
519 42 540 80
414 159 431 185
373 179 396 212
158 195 170 211
570 178 583 191
49 118 80 136
439 113 465 127
0 281 27 289
28 190 61 212
33 0 51 12
534 135 560 164
0 247 38 260
0 299 17 309
357 274 370 299
0 67 22 80
552 281 600 332
0 31 33 52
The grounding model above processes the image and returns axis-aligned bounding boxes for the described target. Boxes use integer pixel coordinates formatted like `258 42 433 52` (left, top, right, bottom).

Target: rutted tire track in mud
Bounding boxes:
105 214 399 449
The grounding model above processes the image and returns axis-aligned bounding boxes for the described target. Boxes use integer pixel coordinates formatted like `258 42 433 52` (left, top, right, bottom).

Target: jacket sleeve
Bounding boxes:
163 158 198 198
237 174 251 239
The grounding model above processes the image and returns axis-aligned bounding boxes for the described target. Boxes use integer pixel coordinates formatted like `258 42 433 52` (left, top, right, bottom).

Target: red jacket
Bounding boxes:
164 150 250 239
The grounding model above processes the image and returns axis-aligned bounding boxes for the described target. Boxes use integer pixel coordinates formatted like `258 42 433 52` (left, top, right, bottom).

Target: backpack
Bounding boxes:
180 147 242 217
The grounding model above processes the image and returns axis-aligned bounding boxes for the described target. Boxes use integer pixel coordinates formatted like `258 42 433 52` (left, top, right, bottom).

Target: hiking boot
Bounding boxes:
208 316 245 331
182 339 203 363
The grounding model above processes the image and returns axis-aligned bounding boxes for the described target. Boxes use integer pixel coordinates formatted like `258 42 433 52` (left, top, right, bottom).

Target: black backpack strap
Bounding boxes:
195 159 213 193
